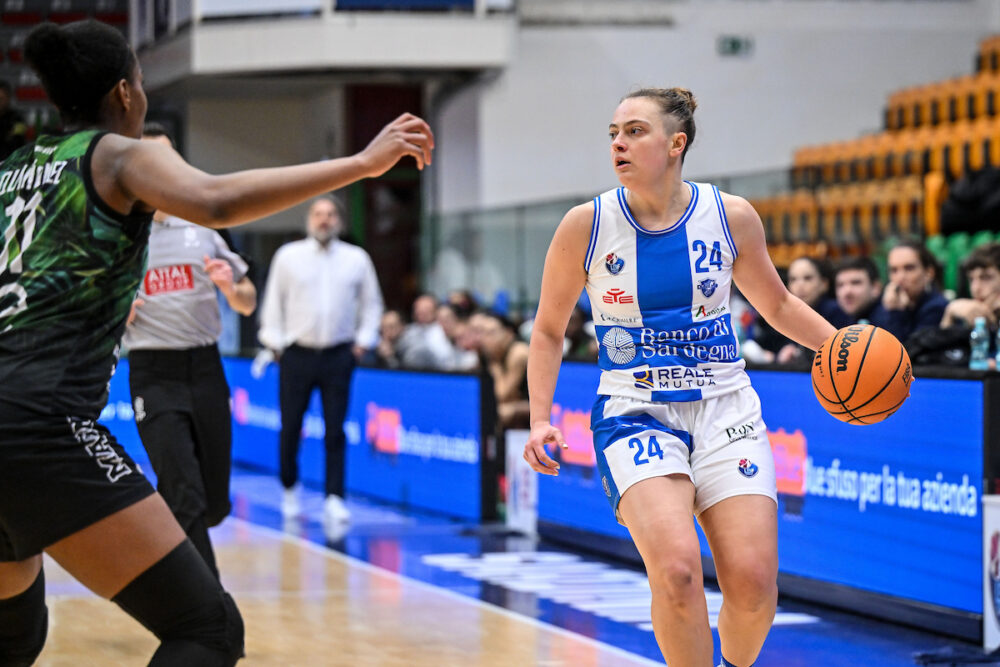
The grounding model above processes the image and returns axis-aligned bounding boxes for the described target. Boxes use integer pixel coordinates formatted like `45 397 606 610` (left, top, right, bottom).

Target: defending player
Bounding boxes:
0 19 431 666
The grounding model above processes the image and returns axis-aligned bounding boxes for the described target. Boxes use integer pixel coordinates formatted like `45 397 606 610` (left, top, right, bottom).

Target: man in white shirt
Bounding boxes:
258 196 383 530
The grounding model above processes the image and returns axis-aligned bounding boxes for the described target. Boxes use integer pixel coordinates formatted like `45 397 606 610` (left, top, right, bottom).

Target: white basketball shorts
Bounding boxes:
590 385 777 524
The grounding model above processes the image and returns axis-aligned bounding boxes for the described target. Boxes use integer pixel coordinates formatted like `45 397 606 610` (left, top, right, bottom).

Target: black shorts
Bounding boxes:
0 408 156 562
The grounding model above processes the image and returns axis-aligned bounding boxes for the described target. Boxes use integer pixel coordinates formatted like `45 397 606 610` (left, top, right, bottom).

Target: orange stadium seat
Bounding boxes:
816 142 838 185
973 115 1000 167
951 75 978 123
940 77 962 124
978 35 1000 73
924 81 950 126
971 72 997 120
898 87 918 129
913 84 935 127
789 189 817 244
791 146 819 189
869 132 895 180
885 90 905 131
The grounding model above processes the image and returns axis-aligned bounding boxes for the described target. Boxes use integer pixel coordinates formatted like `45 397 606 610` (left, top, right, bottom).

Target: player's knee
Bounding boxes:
113 540 244 665
648 558 701 605
0 569 48 667
721 559 777 613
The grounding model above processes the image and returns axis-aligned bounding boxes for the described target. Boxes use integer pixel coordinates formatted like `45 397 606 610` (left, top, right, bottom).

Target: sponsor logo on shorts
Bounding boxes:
68 418 133 483
602 475 612 497
725 422 758 444
738 458 759 478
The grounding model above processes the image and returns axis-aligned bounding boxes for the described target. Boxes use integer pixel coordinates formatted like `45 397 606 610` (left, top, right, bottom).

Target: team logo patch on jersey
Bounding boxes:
697 278 718 297
144 264 195 295
738 458 759 478
605 253 625 275
602 327 636 364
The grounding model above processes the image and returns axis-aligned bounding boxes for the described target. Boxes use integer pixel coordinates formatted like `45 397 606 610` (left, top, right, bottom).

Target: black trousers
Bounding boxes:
279 343 354 497
128 345 233 576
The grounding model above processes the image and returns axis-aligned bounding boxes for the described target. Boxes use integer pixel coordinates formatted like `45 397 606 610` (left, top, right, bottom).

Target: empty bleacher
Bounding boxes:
758 34 1000 289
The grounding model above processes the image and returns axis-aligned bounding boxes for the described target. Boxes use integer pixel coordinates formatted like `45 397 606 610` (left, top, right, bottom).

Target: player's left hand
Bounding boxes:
204 255 234 291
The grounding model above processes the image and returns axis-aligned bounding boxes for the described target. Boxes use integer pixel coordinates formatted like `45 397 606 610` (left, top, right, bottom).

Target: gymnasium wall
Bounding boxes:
166 1 1000 223
437 0 1000 212
185 90 348 232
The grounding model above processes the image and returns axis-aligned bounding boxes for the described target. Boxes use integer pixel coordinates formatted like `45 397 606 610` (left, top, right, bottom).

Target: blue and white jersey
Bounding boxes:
584 181 749 402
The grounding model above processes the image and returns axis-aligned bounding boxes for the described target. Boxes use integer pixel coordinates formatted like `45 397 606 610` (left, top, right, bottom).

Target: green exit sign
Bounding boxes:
717 35 755 57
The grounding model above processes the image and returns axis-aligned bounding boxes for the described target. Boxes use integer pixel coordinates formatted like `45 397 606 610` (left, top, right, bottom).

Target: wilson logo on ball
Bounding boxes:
835 325 865 373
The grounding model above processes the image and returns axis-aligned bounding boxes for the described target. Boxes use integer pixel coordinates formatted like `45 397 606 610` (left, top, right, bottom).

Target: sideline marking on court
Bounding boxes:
238 518 666 667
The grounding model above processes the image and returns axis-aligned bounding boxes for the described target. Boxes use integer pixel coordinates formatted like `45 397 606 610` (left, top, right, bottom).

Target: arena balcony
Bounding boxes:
134 0 517 92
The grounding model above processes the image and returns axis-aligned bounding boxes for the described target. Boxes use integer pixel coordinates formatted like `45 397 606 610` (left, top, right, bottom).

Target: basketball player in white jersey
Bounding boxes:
523 88 836 667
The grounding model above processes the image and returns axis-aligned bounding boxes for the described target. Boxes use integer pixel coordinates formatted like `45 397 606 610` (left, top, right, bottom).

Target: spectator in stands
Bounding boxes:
479 311 529 430
940 242 1000 327
447 289 478 318
831 256 888 328
437 302 478 370
0 80 27 159
882 238 948 342
373 309 405 368
751 257 837 365
908 242 1000 366
397 293 455 370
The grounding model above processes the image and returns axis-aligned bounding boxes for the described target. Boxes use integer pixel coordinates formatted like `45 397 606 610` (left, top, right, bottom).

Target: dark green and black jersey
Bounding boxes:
0 130 152 418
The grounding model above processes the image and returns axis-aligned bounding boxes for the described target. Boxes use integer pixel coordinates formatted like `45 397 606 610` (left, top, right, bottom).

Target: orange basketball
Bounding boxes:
811 324 913 425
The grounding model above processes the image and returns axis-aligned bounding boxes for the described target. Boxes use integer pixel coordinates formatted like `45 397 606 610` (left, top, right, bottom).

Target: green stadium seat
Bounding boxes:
972 229 995 249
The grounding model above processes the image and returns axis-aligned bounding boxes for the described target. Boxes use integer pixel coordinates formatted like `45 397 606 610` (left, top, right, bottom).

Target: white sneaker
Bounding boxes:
281 483 302 519
323 494 351 524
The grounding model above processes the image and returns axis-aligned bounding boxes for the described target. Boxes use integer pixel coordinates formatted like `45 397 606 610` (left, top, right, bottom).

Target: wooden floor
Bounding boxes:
36 519 662 667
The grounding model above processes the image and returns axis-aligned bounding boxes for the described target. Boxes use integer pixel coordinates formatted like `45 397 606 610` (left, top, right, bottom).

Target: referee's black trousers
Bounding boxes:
129 344 233 576
278 343 355 498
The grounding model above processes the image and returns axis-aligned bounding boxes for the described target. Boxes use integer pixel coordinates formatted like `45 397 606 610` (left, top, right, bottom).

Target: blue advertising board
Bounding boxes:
343 368 482 519
537 364 984 614
100 359 484 521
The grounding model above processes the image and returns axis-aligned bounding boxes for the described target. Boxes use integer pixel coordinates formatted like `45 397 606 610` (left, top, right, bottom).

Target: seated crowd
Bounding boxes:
742 238 1000 368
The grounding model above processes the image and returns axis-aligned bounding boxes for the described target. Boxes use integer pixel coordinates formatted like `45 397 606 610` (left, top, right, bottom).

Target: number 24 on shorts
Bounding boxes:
629 436 664 466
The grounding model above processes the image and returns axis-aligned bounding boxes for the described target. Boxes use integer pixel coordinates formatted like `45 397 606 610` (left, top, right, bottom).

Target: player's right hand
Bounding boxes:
359 113 435 177
523 422 568 476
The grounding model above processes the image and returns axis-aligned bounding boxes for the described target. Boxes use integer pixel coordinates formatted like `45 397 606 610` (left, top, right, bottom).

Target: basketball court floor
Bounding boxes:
36 466 981 666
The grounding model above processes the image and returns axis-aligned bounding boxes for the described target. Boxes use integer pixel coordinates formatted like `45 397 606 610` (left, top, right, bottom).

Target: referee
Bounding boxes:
122 123 257 578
